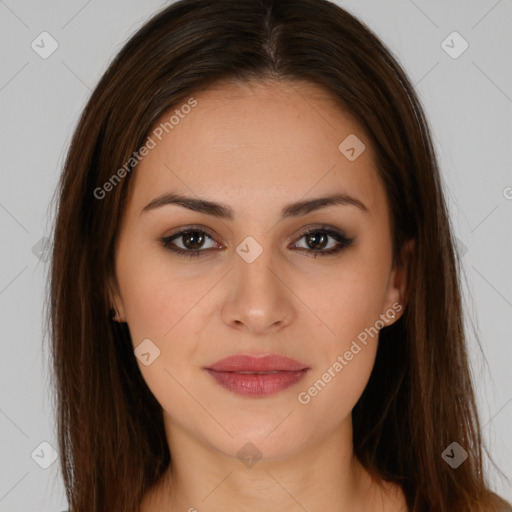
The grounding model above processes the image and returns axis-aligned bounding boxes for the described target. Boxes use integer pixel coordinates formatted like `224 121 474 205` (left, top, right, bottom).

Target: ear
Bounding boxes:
106 273 126 322
381 238 414 324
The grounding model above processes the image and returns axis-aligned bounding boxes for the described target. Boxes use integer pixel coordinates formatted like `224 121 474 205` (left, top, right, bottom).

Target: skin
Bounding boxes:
111 79 411 511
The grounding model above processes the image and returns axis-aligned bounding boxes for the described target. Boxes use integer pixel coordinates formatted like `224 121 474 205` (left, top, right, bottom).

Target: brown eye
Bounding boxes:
161 229 218 258
293 227 354 257
180 231 206 250
304 231 329 250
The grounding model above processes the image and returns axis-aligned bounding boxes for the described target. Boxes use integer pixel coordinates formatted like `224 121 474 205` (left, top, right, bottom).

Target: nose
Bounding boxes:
220 242 295 335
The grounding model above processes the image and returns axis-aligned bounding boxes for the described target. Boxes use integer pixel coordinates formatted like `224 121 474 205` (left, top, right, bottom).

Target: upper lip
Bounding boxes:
205 354 309 372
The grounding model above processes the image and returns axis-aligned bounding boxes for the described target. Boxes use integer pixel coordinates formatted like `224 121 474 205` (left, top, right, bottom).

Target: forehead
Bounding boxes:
125 79 385 220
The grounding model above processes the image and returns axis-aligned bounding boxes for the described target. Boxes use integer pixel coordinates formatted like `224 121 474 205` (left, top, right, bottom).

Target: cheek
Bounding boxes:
309 258 389 342
117 241 198 340
295 261 385 414
299 295 379 423
116 245 210 377
300 342 378 428
121 274 209 390
120 264 208 423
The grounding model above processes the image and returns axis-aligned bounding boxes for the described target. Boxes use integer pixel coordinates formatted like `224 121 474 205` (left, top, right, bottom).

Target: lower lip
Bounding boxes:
204 369 309 397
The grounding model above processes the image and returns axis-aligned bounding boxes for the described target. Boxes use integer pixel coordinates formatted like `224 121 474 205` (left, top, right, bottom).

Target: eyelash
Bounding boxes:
160 225 354 259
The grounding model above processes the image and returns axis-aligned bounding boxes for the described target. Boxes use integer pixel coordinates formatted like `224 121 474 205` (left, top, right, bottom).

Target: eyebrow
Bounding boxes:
141 192 369 219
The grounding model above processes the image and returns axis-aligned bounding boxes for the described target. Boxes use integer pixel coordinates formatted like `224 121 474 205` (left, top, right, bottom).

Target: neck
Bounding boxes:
141 415 387 512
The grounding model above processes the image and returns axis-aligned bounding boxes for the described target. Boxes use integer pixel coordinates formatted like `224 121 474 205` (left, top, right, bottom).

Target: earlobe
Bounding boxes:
107 276 126 323
382 238 415 324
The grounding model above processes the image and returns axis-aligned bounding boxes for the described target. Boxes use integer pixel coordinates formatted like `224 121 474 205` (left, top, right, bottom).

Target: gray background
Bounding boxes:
0 0 511 510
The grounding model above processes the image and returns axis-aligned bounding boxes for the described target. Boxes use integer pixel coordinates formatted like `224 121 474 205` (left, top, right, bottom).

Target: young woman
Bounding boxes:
47 0 511 510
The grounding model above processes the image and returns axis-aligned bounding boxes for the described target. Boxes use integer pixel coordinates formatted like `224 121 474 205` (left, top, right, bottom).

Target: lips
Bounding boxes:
204 354 310 397
206 354 308 372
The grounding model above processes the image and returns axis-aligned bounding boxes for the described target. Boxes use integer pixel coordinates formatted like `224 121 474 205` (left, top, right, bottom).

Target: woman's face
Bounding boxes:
112 79 407 461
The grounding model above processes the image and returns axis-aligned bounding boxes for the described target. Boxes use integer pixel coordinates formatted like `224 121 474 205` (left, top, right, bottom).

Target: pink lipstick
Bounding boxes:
204 354 310 397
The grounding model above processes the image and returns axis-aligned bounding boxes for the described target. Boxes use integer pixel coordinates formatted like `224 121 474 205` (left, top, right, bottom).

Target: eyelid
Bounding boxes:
163 223 349 244
288 223 345 241
164 224 222 242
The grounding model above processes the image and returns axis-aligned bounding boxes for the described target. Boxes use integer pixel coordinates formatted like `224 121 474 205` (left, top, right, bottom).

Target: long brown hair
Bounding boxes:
45 0 511 510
